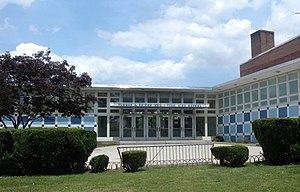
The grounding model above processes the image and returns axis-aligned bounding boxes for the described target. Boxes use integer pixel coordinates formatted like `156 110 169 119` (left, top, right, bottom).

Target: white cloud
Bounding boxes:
0 0 35 9
29 24 38 33
50 27 61 33
8 43 186 86
264 0 300 44
94 1 260 86
96 29 113 40
0 18 15 31
10 43 49 57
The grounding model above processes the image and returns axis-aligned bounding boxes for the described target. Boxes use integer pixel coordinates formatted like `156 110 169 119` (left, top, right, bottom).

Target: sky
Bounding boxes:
1 0 300 87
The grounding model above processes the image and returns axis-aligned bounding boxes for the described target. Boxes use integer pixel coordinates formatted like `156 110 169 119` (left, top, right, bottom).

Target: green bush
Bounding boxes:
252 118 300 165
0 129 14 175
0 128 97 175
211 145 249 167
122 150 147 172
89 154 109 173
212 136 224 142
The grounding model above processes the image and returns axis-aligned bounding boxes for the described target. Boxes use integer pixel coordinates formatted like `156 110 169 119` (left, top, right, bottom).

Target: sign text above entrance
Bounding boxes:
110 102 210 108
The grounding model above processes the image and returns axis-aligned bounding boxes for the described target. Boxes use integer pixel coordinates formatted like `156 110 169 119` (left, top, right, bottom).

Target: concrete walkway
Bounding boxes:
88 142 263 163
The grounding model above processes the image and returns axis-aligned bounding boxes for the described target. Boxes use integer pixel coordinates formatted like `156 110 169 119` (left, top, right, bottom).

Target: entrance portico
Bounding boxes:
111 102 210 141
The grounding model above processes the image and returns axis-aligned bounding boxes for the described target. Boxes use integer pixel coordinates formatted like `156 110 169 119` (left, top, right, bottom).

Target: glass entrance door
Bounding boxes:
123 116 133 139
159 116 169 139
135 116 145 139
172 116 182 138
148 116 157 139
184 116 193 138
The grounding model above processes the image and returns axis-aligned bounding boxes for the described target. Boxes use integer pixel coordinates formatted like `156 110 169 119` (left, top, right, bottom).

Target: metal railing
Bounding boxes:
117 143 215 168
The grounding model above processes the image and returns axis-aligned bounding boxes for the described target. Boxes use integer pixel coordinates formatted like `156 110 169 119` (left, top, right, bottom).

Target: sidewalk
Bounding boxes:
88 142 263 163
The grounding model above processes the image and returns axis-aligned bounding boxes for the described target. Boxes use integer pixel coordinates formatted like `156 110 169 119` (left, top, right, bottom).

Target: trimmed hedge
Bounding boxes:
252 118 300 165
211 145 249 167
0 128 97 175
0 129 14 175
89 154 109 173
122 150 147 172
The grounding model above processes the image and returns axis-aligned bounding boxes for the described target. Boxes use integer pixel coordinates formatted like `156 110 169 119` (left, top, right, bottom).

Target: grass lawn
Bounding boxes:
0 164 299 192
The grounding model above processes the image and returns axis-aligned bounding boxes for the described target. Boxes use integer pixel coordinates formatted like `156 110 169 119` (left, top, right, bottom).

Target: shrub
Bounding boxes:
0 128 97 175
212 136 224 142
252 118 300 165
122 150 147 172
211 145 249 167
0 129 14 175
89 154 109 173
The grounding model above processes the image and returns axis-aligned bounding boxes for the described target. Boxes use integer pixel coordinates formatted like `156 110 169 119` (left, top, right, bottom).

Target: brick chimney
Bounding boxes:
251 30 274 58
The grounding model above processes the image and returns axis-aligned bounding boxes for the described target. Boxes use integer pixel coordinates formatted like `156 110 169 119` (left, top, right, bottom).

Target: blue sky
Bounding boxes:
1 0 300 87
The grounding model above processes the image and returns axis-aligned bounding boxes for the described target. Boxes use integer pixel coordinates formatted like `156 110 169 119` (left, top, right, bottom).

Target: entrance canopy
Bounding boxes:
110 102 210 108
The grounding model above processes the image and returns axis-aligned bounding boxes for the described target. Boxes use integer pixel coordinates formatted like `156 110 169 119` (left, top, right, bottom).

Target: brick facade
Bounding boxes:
240 34 300 77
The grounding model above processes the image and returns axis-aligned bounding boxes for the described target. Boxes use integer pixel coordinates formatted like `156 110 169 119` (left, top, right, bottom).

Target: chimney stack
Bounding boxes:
251 30 274 58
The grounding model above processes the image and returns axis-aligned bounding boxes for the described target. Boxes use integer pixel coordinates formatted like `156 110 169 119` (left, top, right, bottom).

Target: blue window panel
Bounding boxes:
260 110 267 118
251 135 257 143
279 107 287 118
224 126 229 134
237 125 243 133
224 136 230 142
218 126 223 134
237 135 243 142
244 123 251 133
31 117 43 126
71 117 81 124
289 105 299 117
236 114 243 123
252 111 259 121
230 114 235 123
21 116 28 123
84 127 94 131
269 108 277 118
244 112 250 122
230 136 236 142
84 116 95 125
58 116 69 124
223 115 229 124
218 116 223 125
229 125 236 134
44 116 55 124
244 135 251 142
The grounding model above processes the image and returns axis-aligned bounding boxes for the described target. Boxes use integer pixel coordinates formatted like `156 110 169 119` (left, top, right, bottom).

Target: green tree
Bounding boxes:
0 51 95 129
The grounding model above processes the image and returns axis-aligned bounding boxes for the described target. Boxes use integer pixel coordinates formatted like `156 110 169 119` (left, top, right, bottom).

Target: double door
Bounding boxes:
122 115 194 140
123 115 145 140
172 116 193 139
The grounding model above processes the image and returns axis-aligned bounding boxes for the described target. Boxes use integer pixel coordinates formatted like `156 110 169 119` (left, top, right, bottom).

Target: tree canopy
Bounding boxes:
0 51 95 129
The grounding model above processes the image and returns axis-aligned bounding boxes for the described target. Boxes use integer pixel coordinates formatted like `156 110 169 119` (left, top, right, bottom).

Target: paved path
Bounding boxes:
88 142 263 163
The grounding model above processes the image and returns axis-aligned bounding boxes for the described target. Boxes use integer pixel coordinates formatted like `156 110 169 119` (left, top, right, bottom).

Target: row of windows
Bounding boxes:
218 72 299 113
218 105 299 125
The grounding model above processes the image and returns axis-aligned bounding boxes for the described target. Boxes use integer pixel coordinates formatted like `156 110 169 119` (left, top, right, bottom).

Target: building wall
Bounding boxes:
240 36 300 77
217 70 300 142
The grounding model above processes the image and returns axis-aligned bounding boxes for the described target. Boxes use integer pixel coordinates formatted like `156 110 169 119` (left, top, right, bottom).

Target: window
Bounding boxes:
135 93 145 103
147 93 157 103
172 93 181 103
98 116 107 137
110 116 120 137
123 93 133 102
160 93 169 103
196 117 205 136
208 100 216 108
183 93 193 103
208 117 216 136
